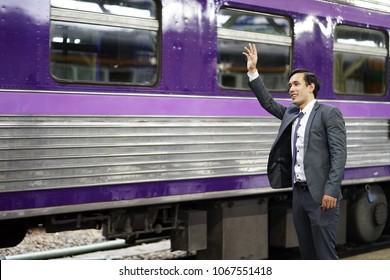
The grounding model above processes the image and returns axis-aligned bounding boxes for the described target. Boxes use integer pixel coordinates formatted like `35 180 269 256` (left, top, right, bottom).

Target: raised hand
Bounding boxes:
242 43 258 73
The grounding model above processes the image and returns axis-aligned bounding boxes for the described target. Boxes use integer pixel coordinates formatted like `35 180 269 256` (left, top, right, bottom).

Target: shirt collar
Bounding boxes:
300 99 316 115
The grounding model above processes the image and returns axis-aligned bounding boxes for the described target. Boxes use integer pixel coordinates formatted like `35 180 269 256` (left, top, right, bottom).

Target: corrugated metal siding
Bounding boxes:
346 118 390 167
0 116 388 193
0 116 276 192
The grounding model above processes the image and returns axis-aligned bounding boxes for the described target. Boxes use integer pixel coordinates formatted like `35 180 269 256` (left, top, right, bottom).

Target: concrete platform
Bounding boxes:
342 247 390 260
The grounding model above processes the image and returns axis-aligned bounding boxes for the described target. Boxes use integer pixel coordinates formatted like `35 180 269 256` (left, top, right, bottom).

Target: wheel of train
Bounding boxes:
347 184 388 243
385 190 390 235
0 221 27 248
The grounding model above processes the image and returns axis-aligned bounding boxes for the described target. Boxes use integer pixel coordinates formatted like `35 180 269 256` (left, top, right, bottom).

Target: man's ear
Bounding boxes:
309 83 315 94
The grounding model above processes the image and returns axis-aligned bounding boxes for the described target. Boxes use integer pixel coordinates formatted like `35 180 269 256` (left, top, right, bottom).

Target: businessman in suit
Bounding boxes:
243 43 347 259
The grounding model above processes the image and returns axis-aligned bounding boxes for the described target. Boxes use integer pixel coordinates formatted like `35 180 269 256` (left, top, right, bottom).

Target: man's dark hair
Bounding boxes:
289 68 320 98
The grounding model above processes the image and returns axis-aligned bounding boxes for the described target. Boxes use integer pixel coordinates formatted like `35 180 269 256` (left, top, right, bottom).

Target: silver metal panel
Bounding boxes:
0 116 276 192
346 118 390 167
0 116 388 193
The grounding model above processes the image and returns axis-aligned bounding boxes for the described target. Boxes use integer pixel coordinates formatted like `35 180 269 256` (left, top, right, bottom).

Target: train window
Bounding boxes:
217 8 292 91
333 25 388 95
50 0 159 86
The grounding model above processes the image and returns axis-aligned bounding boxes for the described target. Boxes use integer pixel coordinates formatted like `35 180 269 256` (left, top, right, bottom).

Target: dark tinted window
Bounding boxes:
50 0 159 85
217 9 292 91
333 25 387 95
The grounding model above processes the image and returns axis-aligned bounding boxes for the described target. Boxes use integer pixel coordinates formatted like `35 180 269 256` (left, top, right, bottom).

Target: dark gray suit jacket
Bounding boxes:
249 76 347 204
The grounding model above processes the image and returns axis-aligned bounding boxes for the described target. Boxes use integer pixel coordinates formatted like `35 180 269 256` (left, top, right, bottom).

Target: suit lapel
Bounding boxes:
271 108 300 150
304 101 320 154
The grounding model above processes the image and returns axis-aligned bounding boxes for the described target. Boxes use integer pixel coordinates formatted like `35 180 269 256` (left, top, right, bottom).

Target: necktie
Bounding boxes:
292 112 304 182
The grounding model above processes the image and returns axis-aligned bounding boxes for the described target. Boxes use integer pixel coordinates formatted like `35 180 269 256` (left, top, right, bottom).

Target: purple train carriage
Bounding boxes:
0 0 389 259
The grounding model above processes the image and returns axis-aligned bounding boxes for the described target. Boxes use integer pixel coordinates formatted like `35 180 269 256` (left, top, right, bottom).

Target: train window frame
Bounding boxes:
325 0 390 13
333 25 388 96
49 0 160 86
216 8 292 92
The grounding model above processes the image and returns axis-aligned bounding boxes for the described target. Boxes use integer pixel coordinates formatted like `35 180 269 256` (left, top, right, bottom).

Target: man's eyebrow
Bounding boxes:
288 80 299 86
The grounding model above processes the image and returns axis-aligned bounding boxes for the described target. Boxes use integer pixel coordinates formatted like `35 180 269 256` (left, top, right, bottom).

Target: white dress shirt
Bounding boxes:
247 70 259 81
292 99 316 182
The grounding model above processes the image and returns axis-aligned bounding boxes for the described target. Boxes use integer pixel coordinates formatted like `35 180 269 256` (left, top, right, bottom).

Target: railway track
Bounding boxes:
3 235 390 260
2 236 179 260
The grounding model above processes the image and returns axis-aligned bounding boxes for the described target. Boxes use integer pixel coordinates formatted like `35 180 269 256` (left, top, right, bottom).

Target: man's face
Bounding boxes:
288 73 315 109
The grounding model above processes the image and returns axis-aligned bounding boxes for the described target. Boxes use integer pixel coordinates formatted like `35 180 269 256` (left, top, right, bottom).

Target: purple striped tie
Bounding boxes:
292 112 304 183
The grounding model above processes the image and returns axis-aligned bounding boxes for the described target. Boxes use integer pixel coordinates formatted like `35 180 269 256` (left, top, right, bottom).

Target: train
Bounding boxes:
0 0 390 259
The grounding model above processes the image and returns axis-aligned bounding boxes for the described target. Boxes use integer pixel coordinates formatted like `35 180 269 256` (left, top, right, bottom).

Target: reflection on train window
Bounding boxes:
50 0 159 85
217 8 292 91
333 25 388 95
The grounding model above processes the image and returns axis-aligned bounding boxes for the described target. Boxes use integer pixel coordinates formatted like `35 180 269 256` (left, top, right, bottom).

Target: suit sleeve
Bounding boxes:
248 76 286 120
324 107 347 198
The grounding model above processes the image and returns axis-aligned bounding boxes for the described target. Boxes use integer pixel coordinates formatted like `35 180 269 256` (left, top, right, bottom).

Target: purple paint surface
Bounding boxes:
1 165 389 212
0 175 269 211
0 91 389 118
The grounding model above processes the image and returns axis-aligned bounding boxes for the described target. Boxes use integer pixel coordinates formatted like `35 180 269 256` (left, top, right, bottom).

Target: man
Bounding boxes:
243 43 347 259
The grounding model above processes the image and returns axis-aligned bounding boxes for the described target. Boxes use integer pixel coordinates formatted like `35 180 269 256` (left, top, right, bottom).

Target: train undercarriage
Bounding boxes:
1 182 389 259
